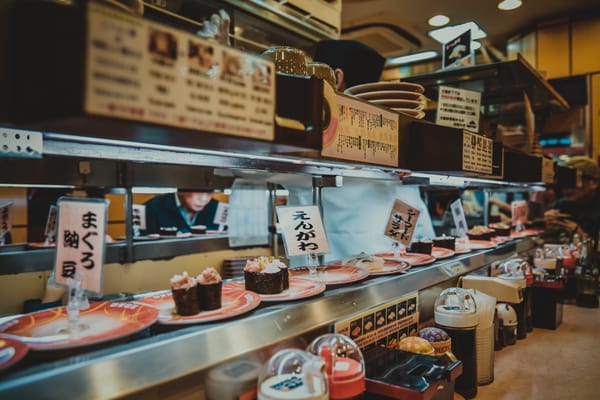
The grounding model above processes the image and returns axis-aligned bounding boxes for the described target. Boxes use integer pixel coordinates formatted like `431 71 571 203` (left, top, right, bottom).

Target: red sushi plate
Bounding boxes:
289 265 370 285
468 240 497 250
228 277 326 302
0 337 28 372
375 252 437 266
431 247 455 259
0 302 158 351
134 281 261 325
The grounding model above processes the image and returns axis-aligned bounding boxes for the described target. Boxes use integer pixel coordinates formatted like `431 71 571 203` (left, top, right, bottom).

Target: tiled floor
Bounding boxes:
474 304 600 399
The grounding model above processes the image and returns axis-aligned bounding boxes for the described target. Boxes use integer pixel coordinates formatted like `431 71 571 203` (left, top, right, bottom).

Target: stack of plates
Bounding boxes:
221 257 251 279
345 81 427 119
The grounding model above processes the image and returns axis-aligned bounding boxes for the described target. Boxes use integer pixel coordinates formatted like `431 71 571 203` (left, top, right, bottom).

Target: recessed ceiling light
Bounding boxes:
498 0 522 11
387 51 438 66
428 21 487 44
428 15 450 27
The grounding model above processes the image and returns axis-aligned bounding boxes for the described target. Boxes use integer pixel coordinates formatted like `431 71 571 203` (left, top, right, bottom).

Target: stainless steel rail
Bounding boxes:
0 238 536 399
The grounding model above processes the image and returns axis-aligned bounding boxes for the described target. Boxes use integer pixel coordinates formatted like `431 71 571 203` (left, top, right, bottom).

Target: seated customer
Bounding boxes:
144 190 221 235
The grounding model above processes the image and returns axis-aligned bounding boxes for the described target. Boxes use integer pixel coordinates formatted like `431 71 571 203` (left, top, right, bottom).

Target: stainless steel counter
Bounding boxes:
0 238 536 399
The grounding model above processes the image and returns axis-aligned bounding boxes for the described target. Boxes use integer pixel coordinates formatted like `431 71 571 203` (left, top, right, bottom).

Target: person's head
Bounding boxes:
177 191 213 212
562 156 600 202
313 40 385 91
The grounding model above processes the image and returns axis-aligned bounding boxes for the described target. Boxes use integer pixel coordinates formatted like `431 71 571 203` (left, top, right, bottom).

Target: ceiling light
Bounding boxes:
387 51 438 66
428 15 450 27
428 21 487 44
498 0 522 11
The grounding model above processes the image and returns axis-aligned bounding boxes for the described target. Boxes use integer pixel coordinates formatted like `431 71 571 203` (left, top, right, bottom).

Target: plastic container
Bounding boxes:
258 349 328 400
495 259 529 339
308 333 365 400
205 358 262 400
496 303 517 346
434 287 478 399
469 289 496 385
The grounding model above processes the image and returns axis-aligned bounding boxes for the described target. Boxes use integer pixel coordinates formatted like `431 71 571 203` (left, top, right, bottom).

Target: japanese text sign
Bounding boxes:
54 197 109 294
44 205 58 240
436 85 482 132
450 199 469 237
132 204 146 234
276 206 329 257
511 200 528 226
0 202 12 237
213 201 229 226
384 199 420 245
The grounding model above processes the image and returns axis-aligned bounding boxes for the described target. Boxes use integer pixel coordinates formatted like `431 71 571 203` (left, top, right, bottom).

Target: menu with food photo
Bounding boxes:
334 292 419 350
84 1 275 142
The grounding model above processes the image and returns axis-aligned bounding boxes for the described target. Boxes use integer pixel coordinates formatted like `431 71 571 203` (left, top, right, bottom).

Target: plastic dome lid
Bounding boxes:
496 303 518 326
434 287 478 328
308 333 365 399
496 259 528 288
258 349 328 400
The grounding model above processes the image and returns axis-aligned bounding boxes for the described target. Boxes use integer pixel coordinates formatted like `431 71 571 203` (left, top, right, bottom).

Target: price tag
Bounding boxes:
511 200 528 226
0 202 13 244
436 85 481 132
53 197 109 295
132 204 146 235
450 199 469 237
276 206 329 257
441 261 468 277
44 205 58 241
384 199 420 245
213 201 229 226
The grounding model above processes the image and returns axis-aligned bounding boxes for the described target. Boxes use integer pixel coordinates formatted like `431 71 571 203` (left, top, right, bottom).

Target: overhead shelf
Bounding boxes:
405 54 569 112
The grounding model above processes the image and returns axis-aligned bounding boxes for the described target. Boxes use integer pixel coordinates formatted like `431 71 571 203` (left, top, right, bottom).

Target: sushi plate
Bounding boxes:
228 277 326 302
0 302 158 351
289 265 369 285
133 282 261 325
0 337 28 372
468 240 497 250
431 247 456 259
375 252 437 266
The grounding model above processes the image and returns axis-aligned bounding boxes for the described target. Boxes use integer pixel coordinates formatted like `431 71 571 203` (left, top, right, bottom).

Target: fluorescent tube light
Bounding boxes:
387 51 438 65
428 21 487 44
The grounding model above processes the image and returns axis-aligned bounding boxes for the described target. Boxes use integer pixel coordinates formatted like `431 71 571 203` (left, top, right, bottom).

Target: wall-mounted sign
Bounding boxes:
276 206 329 257
54 197 109 294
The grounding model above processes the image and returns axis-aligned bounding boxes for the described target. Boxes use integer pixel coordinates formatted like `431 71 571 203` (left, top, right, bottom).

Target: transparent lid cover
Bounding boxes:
258 349 328 400
496 258 529 280
434 287 478 328
307 333 365 398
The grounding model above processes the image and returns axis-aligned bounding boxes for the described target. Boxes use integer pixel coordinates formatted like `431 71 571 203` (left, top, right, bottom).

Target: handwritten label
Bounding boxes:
213 201 229 226
54 198 109 294
0 202 12 244
436 86 481 132
462 130 493 174
450 199 469 237
511 200 528 226
335 292 419 350
384 199 420 245
276 206 329 257
132 204 146 235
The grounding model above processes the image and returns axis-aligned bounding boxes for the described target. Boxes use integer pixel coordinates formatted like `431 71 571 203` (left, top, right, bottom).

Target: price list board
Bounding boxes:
462 130 493 174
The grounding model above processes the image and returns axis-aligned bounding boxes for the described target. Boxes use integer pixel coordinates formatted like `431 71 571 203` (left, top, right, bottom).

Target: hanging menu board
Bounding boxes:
85 2 275 141
335 292 419 350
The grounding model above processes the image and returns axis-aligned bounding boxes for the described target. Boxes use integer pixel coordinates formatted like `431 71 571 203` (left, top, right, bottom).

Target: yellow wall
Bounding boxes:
592 73 600 163
572 18 600 76
537 23 570 79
